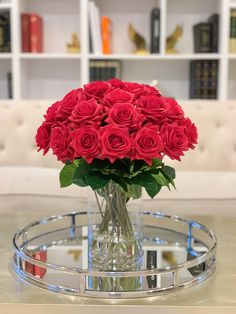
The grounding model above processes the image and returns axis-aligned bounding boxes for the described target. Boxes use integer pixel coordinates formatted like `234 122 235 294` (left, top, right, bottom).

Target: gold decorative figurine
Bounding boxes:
128 24 148 54
166 25 183 54
66 33 80 53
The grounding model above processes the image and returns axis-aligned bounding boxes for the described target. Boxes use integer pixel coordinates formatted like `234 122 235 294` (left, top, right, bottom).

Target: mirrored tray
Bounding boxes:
12 211 217 299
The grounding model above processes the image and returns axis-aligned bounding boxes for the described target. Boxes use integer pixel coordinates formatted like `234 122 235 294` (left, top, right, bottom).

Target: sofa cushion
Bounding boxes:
0 167 235 200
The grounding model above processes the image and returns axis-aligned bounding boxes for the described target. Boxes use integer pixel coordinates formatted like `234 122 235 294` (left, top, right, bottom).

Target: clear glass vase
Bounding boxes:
88 181 143 291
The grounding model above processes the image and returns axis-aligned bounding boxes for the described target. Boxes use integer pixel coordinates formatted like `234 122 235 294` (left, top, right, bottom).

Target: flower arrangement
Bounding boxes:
36 79 197 198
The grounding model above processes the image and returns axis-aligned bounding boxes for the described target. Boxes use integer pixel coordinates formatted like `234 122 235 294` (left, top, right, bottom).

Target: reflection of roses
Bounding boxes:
133 126 164 165
101 125 132 163
106 102 141 131
71 126 100 164
160 123 189 161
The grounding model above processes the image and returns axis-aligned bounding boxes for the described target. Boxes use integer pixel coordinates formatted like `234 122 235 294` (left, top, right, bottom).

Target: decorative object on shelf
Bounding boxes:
166 25 183 54
128 24 148 54
89 59 121 81
0 12 11 53
190 60 218 99
7 71 12 99
101 16 112 54
21 13 43 53
150 8 160 53
193 14 219 53
229 9 236 53
35 79 198 293
66 33 80 53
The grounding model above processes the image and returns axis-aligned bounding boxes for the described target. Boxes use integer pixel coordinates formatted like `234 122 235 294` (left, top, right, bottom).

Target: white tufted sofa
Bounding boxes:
0 100 236 202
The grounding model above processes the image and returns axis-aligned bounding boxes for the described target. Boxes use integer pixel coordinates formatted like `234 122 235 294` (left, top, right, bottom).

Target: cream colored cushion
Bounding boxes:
0 166 235 200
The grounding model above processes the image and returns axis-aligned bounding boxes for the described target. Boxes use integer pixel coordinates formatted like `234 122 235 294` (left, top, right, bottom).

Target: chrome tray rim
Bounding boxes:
12 211 217 299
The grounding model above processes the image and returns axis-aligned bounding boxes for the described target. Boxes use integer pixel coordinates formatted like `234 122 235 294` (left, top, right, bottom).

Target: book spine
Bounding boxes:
208 14 219 52
201 61 210 99
0 13 11 52
21 14 30 52
7 72 12 99
150 8 160 53
229 10 236 53
30 14 43 53
101 16 112 54
193 24 212 53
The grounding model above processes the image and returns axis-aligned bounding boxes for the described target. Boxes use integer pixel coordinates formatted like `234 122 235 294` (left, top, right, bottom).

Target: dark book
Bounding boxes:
146 250 157 288
0 12 11 53
190 60 218 99
150 8 160 53
7 72 12 99
208 14 219 52
193 23 212 53
229 9 236 53
89 60 121 82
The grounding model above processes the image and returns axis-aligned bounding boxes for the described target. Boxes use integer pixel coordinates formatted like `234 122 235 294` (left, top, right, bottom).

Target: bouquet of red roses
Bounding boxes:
36 79 197 198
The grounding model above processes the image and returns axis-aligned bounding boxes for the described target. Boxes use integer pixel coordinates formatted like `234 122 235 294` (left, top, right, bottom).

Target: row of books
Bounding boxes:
229 9 236 53
190 60 218 99
193 14 219 53
0 12 11 52
21 13 43 53
90 60 121 81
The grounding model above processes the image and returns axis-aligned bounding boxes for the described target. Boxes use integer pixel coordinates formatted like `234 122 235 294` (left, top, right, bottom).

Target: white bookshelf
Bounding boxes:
0 0 235 100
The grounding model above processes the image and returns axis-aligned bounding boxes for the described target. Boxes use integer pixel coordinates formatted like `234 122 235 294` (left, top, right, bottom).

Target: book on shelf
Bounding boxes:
0 12 11 53
21 13 43 53
89 1 102 54
229 9 236 53
101 16 112 54
150 8 160 54
7 72 12 99
90 60 121 82
190 60 218 99
193 14 219 53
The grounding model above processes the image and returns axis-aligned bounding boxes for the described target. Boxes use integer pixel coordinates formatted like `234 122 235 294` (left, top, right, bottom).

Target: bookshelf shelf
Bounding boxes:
20 53 81 60
0 53 12 59
0 0 235 101
0 3 11 10
89 53 222 60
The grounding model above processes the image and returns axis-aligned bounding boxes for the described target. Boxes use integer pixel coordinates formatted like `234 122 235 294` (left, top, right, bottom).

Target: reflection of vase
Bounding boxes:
88 181 143 291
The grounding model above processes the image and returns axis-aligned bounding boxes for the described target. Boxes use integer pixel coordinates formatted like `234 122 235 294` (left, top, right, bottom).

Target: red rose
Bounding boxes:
143 84 161 96
50 124 74 162
70 99 103 128
106 102 141 131
165 98 184 121
101 125 132 163
108 78 126 89
160 123 189 161
124 82 147 97
71 126 100 163
35 122 51 155
137 95 167 124
44 101 60 124
56 89 86 121
179 117 198 149
84 81 111 98
104 88 134 107
132 126 164 165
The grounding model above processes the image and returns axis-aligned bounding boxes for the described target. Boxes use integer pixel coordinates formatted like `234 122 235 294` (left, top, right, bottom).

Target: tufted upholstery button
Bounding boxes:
197 105 202 110
199 145 204 152
17 119 23 126
215 121 221 128
0 144 5 151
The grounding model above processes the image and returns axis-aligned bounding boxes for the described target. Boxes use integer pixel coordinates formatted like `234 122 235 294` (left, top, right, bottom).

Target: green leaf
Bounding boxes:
88 159 110 170
110 174 128 192
160 167 176 190
127 184 142 199
111 159 131 174
60 163 77 187
153 172 170 187
133 160 147 173
152 158 164 168
72 163 89 187
86 171 110 190
161 166 176 180
129 172 162 198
